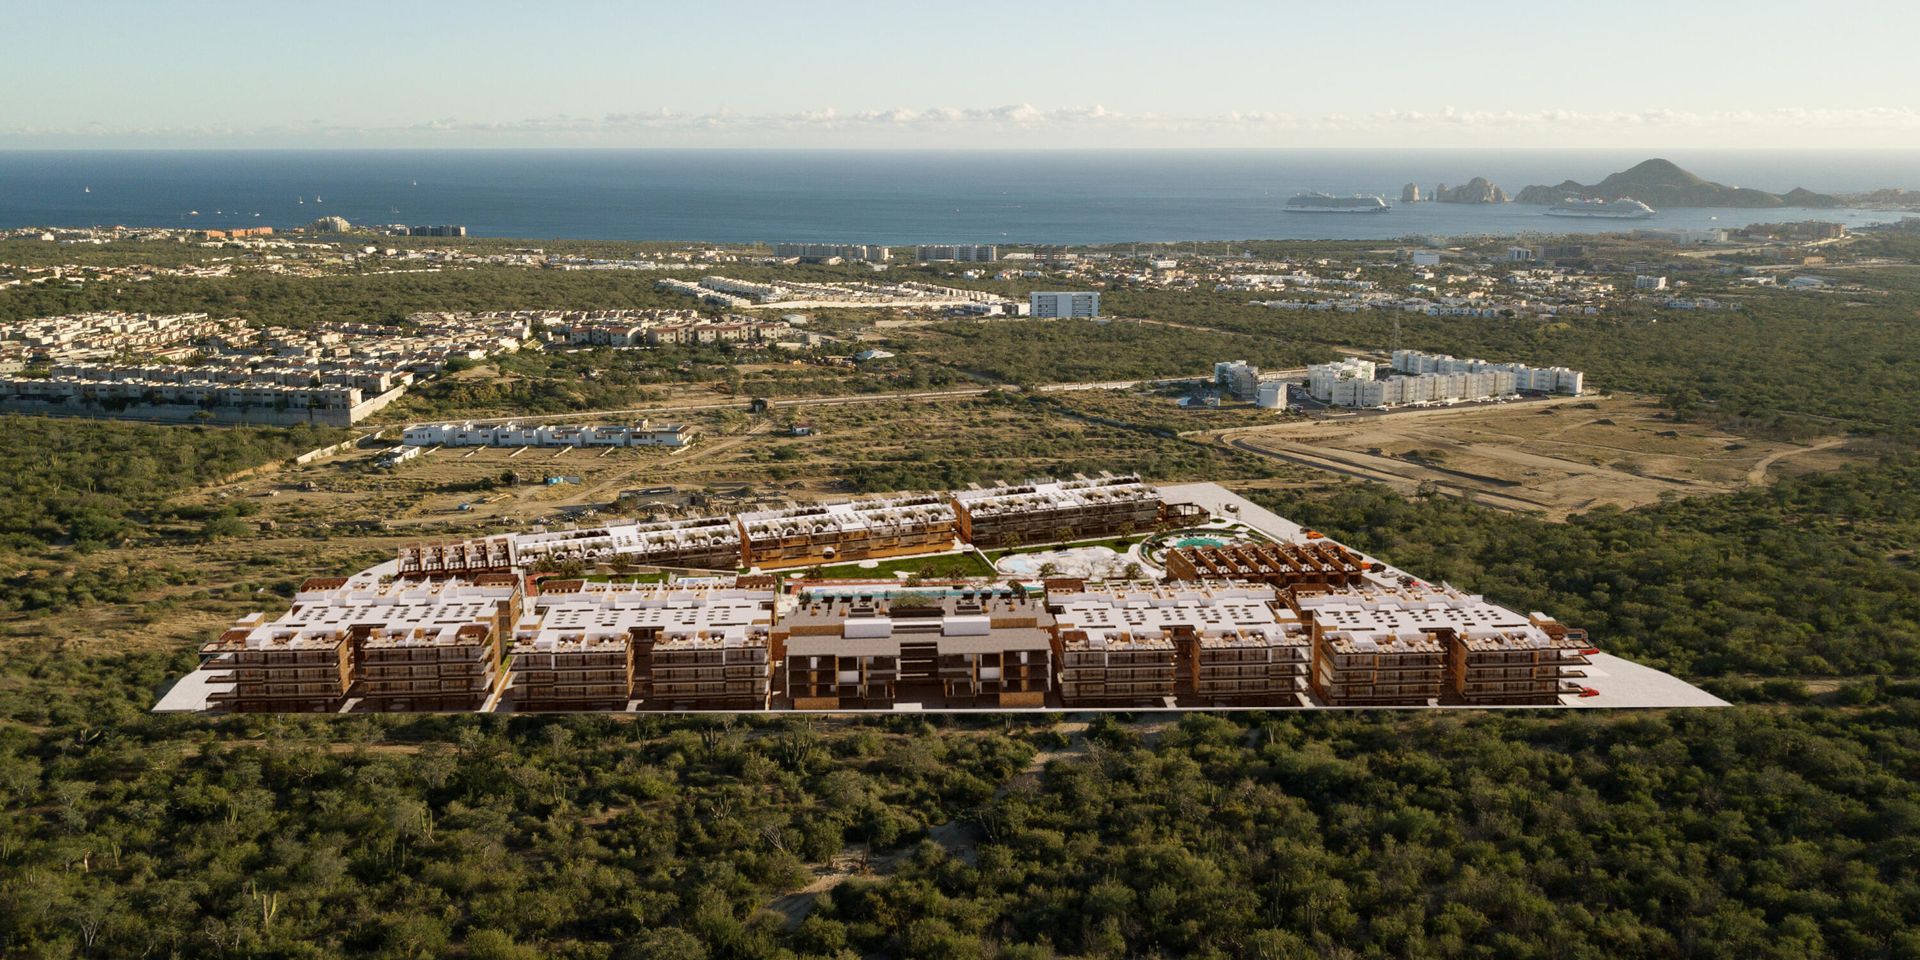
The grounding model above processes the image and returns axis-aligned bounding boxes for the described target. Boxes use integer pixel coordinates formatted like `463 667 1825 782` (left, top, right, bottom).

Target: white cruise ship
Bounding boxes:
1545 197 1657 219
1284 192 1390 214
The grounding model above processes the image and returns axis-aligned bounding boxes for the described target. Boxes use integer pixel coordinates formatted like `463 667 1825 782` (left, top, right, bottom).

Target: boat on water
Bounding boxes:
1545 197 1656 219
1284 192 1390 214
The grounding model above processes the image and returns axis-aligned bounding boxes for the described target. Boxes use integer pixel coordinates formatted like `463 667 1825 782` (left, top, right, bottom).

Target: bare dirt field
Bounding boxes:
1210 394 1860 519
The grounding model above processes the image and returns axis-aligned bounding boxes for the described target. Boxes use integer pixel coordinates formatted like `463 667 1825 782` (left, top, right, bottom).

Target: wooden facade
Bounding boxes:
738 495 956 569
952 474 1164 549
1164 541 1366 589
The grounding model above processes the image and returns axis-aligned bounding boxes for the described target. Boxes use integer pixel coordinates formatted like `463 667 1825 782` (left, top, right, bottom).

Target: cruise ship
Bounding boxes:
1284 192 1390 214
1544 197 1657 219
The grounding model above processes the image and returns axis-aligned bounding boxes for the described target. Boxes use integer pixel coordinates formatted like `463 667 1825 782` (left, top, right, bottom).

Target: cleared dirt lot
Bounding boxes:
1212 394 1859 519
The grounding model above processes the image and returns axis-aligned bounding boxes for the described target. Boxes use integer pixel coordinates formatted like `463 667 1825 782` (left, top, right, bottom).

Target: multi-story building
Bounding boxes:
400 516 743 578
397 535 518 579
1164 541 1367 590
1307 357 1377 402
915 244 998 262
1255 380 1288 409
1390 350 1583 396
1288 584 1589 706
736 494 957 569
0 311 245 363
355 576 523 712
1443 618 1590 706
772 243 890 263
401 420 696 449
1214 360 1261 401
198 578 361 713
514 580 776 710
1310 351 1578 408
1029 291 1100 319
951 474 1164 549
512 516 743 571
1047 583 1308 704
202 575 522 713
780 589 1053 708
1045 585 1177 704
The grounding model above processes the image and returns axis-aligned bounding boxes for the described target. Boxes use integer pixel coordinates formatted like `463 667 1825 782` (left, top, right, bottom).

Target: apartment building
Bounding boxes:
397 535 518 578
199 578 361 713
915 244 998 262
2 311 524 425
202 575 522 713
1446 612 1591 705
736 494 957 568
1306 357 1377 402
779 589 1052 708
1029 291 1100 318
554 310 782 347
512 516 743 571
0 374 375 425
401 420 696 449
52 361 409 396
514 580 775 710
400 515 743 579
1045 585 1178 704
772 243 890 263
1288 584 1588 706
951 475 1164 549
0 311 245 363
1255 380 1287 409
1390 349 1583 396
1213 360 1261 401
1164 541 1367 589
1047 583 1308 704
356 576 522 712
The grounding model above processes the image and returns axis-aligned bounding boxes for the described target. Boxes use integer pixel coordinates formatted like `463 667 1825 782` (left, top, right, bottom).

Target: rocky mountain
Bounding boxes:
1431 177 1509 204
1515 158 1842 208
1400 182 1422 203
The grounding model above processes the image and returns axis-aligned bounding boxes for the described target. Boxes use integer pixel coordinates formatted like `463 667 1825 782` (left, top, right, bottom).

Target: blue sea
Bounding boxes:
1 149 1913 244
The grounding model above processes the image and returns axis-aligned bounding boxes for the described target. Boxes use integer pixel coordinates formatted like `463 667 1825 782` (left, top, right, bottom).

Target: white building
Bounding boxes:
1213 360 1260 401
1030 291 1100 319
915 244 997 262
1391 350 1582 397
402 420 695 449
1634 275 1668 291
772 243 890 263
1255 380 1288 409
1307 357 1377 402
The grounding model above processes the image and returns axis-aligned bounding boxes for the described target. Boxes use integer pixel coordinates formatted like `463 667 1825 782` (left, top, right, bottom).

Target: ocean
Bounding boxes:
1 149 1913 244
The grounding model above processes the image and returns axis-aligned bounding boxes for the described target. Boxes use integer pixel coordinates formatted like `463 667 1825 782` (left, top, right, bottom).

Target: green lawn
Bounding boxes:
811 551 997 580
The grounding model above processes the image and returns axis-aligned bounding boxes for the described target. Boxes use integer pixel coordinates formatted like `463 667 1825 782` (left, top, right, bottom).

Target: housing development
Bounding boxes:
156 479 1710 715
1306 350 1585 409
1 309 529 425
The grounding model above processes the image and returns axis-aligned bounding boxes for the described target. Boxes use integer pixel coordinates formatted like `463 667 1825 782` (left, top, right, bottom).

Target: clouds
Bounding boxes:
7 103 1920 148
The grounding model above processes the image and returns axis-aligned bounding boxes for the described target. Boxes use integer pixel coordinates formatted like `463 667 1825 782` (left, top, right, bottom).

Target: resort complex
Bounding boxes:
157 480 1706 715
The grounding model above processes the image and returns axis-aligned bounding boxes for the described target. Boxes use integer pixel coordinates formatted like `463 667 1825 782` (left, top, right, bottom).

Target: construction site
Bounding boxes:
158 482 1725 714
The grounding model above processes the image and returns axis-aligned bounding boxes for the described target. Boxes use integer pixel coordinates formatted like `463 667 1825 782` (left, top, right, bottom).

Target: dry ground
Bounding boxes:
7 396 1267 659
1210 394 1861 519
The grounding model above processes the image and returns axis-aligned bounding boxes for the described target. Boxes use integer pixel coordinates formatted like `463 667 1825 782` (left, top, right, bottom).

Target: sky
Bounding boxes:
5 0 1920 150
